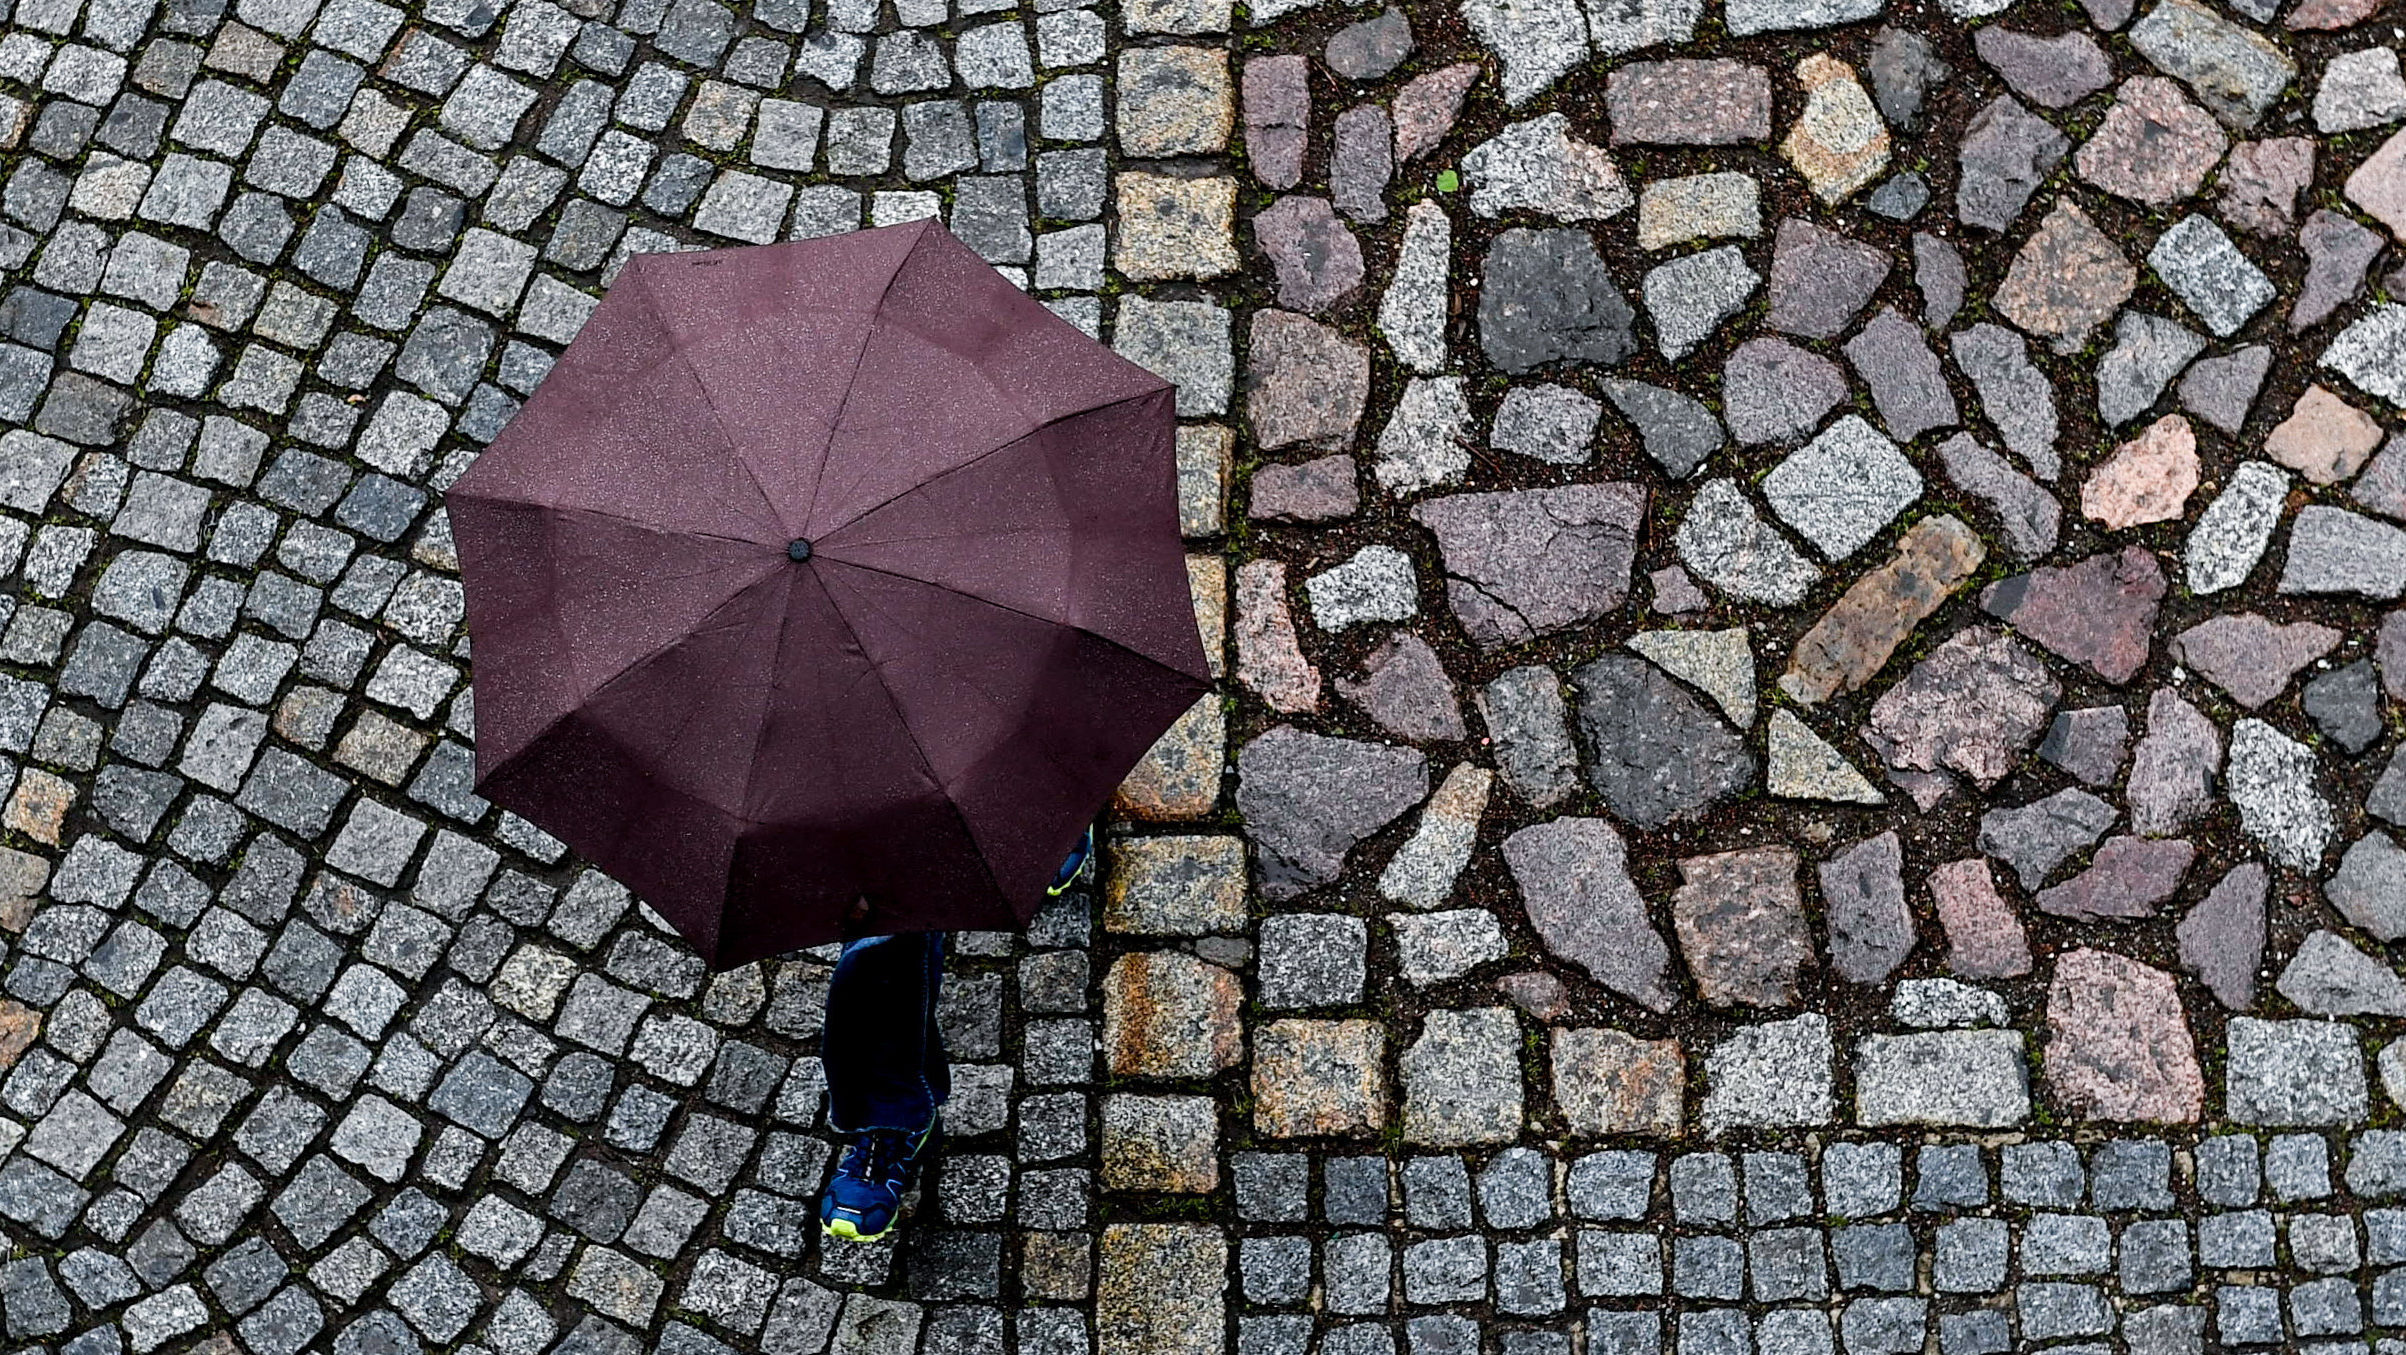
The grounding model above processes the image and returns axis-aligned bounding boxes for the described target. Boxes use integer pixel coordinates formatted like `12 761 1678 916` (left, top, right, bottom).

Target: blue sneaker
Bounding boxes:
1048 825 1095 896
820 1122 940 1242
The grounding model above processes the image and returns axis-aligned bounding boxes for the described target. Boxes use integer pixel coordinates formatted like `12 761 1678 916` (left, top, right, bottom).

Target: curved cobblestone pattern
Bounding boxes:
2 0 2406 1343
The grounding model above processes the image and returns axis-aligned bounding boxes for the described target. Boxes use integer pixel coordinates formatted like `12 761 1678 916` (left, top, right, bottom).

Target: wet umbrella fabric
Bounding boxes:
446 220 1210 969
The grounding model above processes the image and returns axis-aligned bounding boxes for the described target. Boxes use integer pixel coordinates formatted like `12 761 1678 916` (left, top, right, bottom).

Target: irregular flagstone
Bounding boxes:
1979 787 2117 890
2149 213 2276 338
2172 612 2341 708
2227 1017 2369 1126
2289 0 2382 25
1501 816 1679 1010
1781 514 1986 703
1673 846 1809 1007
2279 505 2406 598
1955 96 2072 232
1460 0 1590 106
1783 54 1891 203
1394 62 1482 162
2035 836 2196 920
2322 303 2406 406
1994 199 2137 352
1627 627 1754 725
1952 324 2062 478
2304 658 2382 752
1492 384 1602 464
2179 862 2267 1009
2081 414 2200 530
1721 337 1848 445
1856 1031 2030 1127
1412 482 1646 647
2329 832 2406 939
2040 706 2132 786
1766 710 1884 804
1603 380 1724 480
1930 858 2034 979
1870 26 1950 128
1585 0 1703 53
2177 346 2273 435
2356 435 2406 521
1819 830 1914 985
1251 454 1361 523
2129 0 2298 129
1249 310 1370 450
1642 245 1760 361
2095 312 2205 427
1253 1019 1388 1137
1551 1028 1684 1136
1765 218 1891 340
1701 1013 1834 1134
2346 128 2406 241
1378 201 1451 374
1762 416 1922 561
1914 232 1968 329
2266 383 2384 483
1402 1007 1523 1145
1373 376 1475 496
2277 930 2406 1017
1573 654 1755 829
1477 228 1638 374
1980 545 2165 684
1845 307 1958 441
1462 114 1634 221
1892 979 2010 1027
2184 460 2289 594
1865 625 2062 791
1674 478 1823 606
1233 560 1321 715
1332 106 1391 224
2128 688 2224 836
1325 7 1414 78
1242 55 1309 190
1499 970 1573 1020
2227 717 2336 871
1253 196 1363 313
1378 762 1491 907
2295 209 2385 330
1938 436 2060 562
2044 949 2204 1123
1234 725 1430 898
1307 544 1420 631
2221 135 2317 235
1606 59 1773 143
1637 172 1763 250
1651 566 1709 613
2317 46 2406 133
1478 666 1581 807
1337 632 1465 743
1974 27 2112 107
2074 78 2228 204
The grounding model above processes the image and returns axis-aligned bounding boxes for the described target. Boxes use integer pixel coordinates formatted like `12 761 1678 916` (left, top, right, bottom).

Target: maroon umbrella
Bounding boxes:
446 220 1211 969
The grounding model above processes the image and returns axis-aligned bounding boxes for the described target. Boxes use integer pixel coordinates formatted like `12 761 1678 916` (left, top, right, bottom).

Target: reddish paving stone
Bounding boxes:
2289 0 2382 25
2035 836 2197 920
1782 514 1986 704
2044 948 2204 1123
1974 27 2112 108
1394 62 1481 162
2075 77 2229 204
1248 311 1370 450
2265 384 2385 483
1994 199 2137 350
2218 136 2316 235
1334 632 1465 742
1250 454 1360 523
1241 55 1309 190
2346 126 2406 241
2179 861 2268 1010
1929 858 2033 979
1502 816 1680 1012
2081 415 2200 529
1866 625 2062 791
1607 60 1773 145
1253 196 1364 314
2170 612 2342 708
1672 846 1810 1008
1551 1028 1685 1136
1233 560 1321 715
2127 687 2224 835
1980 545 2166 684
1104 951 1246 1079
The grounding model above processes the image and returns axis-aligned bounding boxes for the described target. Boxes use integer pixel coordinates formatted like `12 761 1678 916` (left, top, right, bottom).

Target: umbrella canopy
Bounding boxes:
446 220 1212 968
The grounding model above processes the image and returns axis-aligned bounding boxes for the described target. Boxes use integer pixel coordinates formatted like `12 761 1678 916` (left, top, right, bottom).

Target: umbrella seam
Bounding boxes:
445 494 780 550
626 259 789 539
796 219 937 536
810 386 1171 545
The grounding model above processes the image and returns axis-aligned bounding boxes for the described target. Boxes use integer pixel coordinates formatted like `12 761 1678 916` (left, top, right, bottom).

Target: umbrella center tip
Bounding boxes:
787 538 813 562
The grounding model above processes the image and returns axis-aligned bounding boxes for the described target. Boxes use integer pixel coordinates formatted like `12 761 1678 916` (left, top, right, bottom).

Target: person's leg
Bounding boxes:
821 931 948 1132
819 931 948 1241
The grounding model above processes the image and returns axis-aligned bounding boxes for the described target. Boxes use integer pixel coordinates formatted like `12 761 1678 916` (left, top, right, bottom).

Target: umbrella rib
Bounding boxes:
790 565 1012 904
813 553 1207 684
447 493 775 551
811 387 1169 545
795 221 935 535
625 263 787 538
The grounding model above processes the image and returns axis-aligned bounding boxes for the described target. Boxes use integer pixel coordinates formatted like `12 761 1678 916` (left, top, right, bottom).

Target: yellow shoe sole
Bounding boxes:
822 1215 890 1242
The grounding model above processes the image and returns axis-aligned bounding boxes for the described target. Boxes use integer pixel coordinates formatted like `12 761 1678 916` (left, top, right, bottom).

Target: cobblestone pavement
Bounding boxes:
5 0 2406 1344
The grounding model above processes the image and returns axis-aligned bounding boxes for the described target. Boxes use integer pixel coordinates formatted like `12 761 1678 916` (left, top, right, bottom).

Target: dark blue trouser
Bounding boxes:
822 931 948 1134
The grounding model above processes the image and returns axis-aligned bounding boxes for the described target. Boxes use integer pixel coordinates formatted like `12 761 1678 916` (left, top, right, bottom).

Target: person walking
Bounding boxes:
815 828 1094 1241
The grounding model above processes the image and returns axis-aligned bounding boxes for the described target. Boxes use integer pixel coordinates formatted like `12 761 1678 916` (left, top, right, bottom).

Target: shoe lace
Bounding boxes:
841 1129 914 1185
